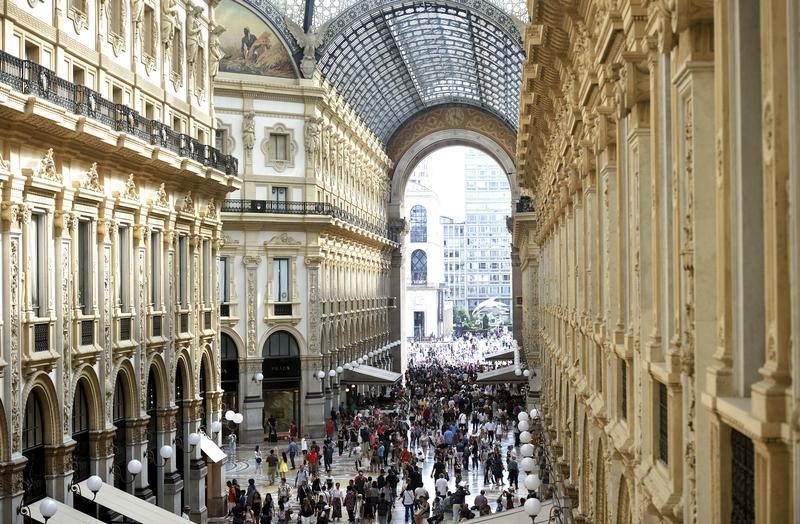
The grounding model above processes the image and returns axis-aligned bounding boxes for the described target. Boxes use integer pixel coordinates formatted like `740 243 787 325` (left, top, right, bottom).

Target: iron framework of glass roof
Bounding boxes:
242 0 526 144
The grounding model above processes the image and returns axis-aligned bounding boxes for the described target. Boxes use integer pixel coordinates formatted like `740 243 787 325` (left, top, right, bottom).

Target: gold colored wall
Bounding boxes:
514 0 799 522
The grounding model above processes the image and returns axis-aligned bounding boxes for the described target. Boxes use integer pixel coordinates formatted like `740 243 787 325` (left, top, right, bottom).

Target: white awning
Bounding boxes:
26 498 105 524
76 480 188 524
201 435 227 463
476 365 528 384
484 348 515 362
341 364 401 385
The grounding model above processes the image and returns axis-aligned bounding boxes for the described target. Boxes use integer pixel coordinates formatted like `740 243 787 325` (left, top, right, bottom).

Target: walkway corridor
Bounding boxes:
222 336 553 523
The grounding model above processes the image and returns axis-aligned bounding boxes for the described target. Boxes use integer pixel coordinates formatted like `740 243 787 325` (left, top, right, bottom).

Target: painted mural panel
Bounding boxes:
216 0 296 78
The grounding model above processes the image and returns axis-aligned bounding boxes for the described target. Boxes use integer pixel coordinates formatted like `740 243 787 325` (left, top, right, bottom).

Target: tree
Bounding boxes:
454 308 470 326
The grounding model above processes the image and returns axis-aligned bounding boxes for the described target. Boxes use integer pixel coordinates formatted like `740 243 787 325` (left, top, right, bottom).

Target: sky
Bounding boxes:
407 146 504 221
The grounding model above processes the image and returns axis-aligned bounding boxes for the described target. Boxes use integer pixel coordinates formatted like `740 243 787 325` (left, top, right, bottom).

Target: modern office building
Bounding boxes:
443 150 512 321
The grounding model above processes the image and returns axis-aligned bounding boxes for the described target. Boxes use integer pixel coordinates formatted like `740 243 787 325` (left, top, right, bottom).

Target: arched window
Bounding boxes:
72 382 91 483
263 331 299 358
220 333 239 439
22 392 46 502
411 249 427 284
410 205 427 242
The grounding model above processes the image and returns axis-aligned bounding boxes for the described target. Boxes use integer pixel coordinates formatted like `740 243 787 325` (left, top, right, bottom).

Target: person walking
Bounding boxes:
267 449 279 485
507 456 519 490
288 438 298 469
376 493 391 524
254 445 263 479
402 484 416 523
279 452 289 481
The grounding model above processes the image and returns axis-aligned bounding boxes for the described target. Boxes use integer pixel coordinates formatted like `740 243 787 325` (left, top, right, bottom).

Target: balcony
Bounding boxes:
80 319 94 346
516 196 534 213
274 304 293 316
119 317 131 341
219 303 230 317
0 51 238 176
221 199 397 243
33 322 50 352
411 272 427 286
151 315 162 338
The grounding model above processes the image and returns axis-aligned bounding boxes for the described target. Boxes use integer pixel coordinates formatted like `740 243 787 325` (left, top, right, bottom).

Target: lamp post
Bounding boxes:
17 489 59 523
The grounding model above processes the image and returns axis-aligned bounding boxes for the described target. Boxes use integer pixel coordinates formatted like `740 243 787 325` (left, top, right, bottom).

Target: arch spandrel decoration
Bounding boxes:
386 104 516 166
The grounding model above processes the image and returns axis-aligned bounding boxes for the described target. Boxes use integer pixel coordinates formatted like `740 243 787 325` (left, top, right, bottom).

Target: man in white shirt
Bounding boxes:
485 420 496 444
435 474 449 498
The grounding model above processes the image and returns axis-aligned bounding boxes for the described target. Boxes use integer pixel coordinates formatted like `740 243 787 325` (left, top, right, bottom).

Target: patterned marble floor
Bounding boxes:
221 425 554 523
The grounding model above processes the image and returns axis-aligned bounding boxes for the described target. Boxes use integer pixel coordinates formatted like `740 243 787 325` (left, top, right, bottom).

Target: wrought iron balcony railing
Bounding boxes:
0 51 239 176
221 199 398 243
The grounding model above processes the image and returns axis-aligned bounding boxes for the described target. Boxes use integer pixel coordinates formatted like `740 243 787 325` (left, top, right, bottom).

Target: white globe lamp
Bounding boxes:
523 474 541 492
159 444 174 460
520 457 535 473
225 410 235 421
520 443 535 458
517 420 530 432
87 474 103 495
39 498 58 521
520 430 532 443
517 411 530 422
127 459 143 476
523 497 542 517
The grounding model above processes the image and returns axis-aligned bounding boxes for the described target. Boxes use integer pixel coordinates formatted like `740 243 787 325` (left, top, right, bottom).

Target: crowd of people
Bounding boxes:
225 330 543 524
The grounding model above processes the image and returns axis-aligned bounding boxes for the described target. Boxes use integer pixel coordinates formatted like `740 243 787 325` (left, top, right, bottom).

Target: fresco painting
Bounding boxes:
216 0 296 78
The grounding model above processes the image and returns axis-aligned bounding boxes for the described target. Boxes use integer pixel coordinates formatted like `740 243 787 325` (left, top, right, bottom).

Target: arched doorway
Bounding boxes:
146 370 161 503
112 374 130 491
262 331 301 439
174 365 187 509
22 392 46 503
72 380 95 515
220 333 239 440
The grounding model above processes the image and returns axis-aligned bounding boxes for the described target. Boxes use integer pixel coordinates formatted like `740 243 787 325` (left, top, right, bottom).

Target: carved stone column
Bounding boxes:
160 406 183 513
240 255 263 444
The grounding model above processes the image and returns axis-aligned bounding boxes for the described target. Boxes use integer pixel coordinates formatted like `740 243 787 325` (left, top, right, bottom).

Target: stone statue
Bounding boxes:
242 111 255 151
161 0 179 48
132 0 144 42
187 5 204 69
305 117 322 159
209 23 226 78
285 17 330 78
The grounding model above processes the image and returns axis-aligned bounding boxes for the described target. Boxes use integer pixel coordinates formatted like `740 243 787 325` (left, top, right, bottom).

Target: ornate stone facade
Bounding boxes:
0 0 239 519
513 1 798 522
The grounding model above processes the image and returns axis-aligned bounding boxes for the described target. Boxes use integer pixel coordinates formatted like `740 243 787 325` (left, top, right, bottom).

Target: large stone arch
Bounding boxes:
258 325 307 357
387 104 519 219
20 373 62 447
220 327 246 359
145 354 170 409
174 348 196 401
71 364 105 432
110 358 140 419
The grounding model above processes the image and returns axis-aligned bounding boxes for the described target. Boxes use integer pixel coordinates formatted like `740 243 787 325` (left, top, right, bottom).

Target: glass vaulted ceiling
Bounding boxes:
265 1 526 144
272 0 529 29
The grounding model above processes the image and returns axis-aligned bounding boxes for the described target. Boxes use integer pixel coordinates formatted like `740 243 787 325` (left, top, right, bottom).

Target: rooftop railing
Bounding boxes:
0 51 239 176
221 199 398 243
